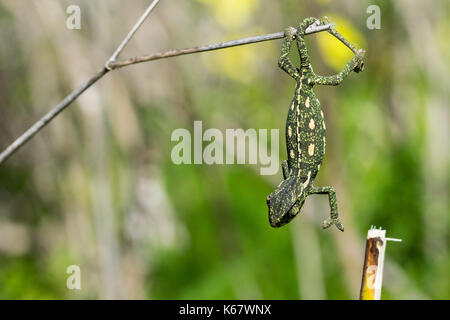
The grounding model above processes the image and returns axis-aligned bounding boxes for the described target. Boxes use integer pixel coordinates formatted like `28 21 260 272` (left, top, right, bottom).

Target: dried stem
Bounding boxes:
328 27 358 54
0 0 160 165
0 16 358 165
106 23 335 70
0 68 109 165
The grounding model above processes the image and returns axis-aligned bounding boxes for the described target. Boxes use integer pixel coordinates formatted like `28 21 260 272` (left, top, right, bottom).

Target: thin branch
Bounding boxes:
321 16 359 54
107 0 161 64
107 23 335 70
0 68 109 165
0 18 359 165
328 28 358 54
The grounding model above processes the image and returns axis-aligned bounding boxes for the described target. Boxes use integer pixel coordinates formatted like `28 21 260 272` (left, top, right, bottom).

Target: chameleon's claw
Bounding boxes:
353 49 366 73
312 19 322 27
354 62 364 73
321 217 345 232
284 27 297 40
321 16 332 27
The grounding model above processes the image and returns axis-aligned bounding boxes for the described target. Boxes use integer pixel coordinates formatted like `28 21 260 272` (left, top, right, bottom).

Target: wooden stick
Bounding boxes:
359 226 402 300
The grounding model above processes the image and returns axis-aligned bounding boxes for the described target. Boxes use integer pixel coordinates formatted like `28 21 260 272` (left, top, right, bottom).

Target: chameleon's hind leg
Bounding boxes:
281 160 289 179
309 186 344 232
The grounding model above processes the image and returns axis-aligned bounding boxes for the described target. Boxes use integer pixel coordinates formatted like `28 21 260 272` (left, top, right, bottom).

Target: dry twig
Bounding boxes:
0 9 356 165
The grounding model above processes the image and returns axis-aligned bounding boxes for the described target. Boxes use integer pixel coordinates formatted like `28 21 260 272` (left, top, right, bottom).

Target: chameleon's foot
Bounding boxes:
321 216 344 232
353 49 366 73
321 16 330 24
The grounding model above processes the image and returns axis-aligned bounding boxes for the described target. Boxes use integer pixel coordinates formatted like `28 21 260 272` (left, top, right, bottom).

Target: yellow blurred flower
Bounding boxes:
202 29 274 83
196 0 259 29
316 14 366 71
315 0 332 4
194 0 263 82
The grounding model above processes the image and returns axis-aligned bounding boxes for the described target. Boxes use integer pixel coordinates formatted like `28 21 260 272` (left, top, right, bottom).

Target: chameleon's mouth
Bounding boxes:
268 208 289 228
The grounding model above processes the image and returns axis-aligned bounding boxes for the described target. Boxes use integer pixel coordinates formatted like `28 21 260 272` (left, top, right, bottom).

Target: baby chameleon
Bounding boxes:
266 17 365 231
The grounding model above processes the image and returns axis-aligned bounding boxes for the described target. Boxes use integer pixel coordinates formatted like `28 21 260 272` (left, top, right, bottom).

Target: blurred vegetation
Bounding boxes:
0 0 448 299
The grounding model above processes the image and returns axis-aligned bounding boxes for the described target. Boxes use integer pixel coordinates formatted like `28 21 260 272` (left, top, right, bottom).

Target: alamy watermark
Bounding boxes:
366 5 381 29
66 5 81 30
171 121 279 175
66 265 81 290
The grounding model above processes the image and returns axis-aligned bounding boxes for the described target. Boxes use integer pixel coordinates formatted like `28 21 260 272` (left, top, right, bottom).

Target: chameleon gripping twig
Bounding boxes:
0 21 335 165
266 17 365 231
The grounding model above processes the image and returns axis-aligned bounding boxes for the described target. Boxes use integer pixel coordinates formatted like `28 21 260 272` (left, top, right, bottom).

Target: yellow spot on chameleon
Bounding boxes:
288 126 292 137
305 97 310 108
303 171 311 188
308 144 315 156
309 118 315 130
297 75 304 94
323 121 326 130
290 149 295 158
291 102 294 111
320 110 324 118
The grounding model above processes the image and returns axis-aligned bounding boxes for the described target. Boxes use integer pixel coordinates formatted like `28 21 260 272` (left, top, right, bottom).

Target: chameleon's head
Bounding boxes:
267 194 291 227
266 176 306 228
267 193 306 227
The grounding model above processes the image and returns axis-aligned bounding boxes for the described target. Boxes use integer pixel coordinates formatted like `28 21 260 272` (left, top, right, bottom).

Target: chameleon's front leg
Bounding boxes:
278 27 300 80
309 186 344 231
312 49 365 86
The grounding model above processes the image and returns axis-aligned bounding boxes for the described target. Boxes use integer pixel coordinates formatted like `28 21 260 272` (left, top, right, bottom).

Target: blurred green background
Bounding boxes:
0 0 448 299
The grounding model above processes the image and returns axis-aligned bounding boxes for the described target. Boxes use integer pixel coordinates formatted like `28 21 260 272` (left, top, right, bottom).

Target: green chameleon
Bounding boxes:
266 17 365 231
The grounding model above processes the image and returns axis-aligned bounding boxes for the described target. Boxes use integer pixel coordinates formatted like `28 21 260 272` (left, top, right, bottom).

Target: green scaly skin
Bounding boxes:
266 17 365 231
